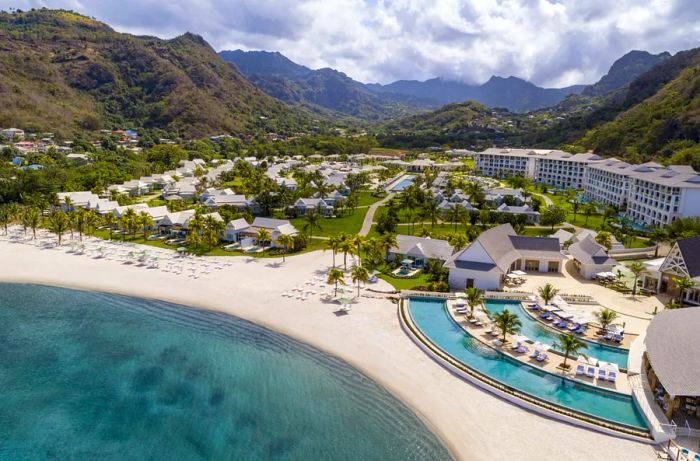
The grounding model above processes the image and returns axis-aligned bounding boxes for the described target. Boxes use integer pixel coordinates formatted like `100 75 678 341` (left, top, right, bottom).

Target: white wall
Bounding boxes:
448 268 501 290
679 188 700 218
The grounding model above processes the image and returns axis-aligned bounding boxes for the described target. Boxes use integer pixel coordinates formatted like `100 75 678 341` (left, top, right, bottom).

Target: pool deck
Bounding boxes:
446 301 631 394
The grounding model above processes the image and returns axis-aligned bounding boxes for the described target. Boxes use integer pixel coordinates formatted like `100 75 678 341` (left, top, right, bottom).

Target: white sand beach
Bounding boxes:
0 228 659 461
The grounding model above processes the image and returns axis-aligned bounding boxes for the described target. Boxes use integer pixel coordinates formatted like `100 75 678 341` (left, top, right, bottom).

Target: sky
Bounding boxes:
3 0 700 87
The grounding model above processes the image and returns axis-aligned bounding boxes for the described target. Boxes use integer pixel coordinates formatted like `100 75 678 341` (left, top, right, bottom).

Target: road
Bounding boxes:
359 193 395 235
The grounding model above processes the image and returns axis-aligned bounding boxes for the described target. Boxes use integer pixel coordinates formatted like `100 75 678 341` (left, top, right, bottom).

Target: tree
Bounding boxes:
351 234 364 265
582 202 597 226
122 208 138 237
446 204 467 232
555 333 587 369
493 309 521 343
595 231 613 251
351 265 369 297
673 276 696 307
540 206 566 230
423 199 439 228
203 215 224 249
277 233 294 262
628 261 646 299
327 267 345 297
303 209 322 239
379 233 397 262
24 207 41 240
103 213 118 240
0 205 12 235
185 213 204 247
256 228 272 253
595 308 619 333
338 234 354 270
448 233 469 251
138 212 154 240
325 235 341 267
464 287 484 318
48 210 69 246
538 283 559 305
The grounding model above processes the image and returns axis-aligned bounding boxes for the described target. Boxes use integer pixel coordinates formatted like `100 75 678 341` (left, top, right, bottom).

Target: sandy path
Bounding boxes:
0 229 659 461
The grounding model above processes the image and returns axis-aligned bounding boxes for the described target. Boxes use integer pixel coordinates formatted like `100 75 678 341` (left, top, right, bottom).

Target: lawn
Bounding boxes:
377 272 430 290
290 209 367 237
356 190 385 207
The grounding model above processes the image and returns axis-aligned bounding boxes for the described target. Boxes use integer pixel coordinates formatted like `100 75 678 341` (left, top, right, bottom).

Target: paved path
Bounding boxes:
359 193 395 235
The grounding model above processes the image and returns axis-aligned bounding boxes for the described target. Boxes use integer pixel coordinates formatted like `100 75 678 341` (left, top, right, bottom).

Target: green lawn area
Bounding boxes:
377 272 430 290
289 209 367 237
146 197 167 207
356 191 385 207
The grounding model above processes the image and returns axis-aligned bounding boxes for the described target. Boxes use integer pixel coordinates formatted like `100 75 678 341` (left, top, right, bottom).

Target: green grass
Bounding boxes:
356 191 384 207
377 272 430 290
289 209 367 237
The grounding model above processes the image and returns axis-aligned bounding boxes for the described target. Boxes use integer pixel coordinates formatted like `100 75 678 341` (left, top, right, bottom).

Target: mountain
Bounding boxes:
220 50 433 121
369 76 585 113
582 50 671 97
218 50 311 79
0 10 309 138
524 47 700 161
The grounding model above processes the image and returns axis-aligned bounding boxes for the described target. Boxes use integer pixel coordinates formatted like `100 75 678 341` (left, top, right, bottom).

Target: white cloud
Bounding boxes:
3 0 699 86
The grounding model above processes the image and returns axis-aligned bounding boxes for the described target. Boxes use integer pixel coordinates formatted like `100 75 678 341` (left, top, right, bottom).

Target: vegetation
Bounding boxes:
554 333 588 370
327 267 345 297
538 283 559 305
673 276 697 307
493 309 522 343
595 308 619 333
464 287 484 318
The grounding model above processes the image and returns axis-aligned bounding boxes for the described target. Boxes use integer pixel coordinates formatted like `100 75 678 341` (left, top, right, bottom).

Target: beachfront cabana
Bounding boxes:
643 308 700 422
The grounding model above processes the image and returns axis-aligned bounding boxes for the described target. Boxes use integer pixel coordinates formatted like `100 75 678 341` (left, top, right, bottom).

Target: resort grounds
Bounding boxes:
0 226 662 461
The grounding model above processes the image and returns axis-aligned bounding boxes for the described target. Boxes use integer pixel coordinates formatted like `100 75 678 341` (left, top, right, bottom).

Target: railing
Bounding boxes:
483 290 533 300
399 290 451 299
609 246 657 260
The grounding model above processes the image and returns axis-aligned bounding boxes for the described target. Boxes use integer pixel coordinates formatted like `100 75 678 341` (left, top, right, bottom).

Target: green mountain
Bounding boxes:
582 50 671 97
525 47 700 161
0 10 309 138
220 50 433 121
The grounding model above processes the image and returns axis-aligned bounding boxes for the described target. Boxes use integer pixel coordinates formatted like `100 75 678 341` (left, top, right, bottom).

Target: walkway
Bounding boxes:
359 192 394 236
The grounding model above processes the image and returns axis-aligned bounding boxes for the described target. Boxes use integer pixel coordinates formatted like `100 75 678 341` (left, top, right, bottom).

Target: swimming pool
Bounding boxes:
483 299 629 369
391 175 415 191
407 297 648 431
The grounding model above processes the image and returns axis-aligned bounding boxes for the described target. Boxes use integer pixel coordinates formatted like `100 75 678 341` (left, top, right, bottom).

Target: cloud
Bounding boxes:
3 0 699 86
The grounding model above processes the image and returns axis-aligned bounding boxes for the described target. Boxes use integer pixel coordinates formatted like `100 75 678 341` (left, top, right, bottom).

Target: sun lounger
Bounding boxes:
575 327 586 335
607 371 617 382
492 339 503 347
604 333 613 341
576 364 585 375
536 353 548 362
510 341 521 350
598 369 607 380
568 323 580 331
516 345 528 353
539 312 549 319
613 334 623 343
586 366 595 378
530 350 539 359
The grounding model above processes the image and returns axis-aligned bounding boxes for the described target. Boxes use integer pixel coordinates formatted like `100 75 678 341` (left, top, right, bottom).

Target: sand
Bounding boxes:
0 228 660 461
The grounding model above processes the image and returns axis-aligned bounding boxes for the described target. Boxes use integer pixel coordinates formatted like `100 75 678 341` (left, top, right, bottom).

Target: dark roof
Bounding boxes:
569 235 617 265
452 260 498 271
676 237 700 278
509 235 560 252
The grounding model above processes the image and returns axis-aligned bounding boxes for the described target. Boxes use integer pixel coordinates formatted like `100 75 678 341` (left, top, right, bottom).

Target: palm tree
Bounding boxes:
256 228 272 253
203 215 223 249
351 265 369 297
448 233 468 251
103 213 118 240
303 209 322 239
493 309 521 343
595 231 613 252
122 208 138 238
555 333 588 369
24 207 41 240
277 233 294 262
538 283 559 305
628 261 646 299
464 287 484 318
48 210 69 246
0 205 12 235
351 234 364 265
595 307 619 333
446 204 466 232
325 235 341 267
673 276 696 307
582 202 597 226
379 233 397 262
327 267 345 297
423 200 439 228
138 212 154 240
338 234 354 270
185 213 204 247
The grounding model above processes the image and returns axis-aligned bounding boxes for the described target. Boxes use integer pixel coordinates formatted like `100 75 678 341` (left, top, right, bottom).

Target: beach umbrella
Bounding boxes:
576 355 588 364
513 335 529 343
587 356 599 366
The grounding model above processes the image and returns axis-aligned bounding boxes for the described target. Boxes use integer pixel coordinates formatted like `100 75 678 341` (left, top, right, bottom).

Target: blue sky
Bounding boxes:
3 0 699 87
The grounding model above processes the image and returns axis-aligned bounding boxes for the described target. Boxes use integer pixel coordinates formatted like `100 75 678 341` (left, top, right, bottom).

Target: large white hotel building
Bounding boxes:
474 148 700 227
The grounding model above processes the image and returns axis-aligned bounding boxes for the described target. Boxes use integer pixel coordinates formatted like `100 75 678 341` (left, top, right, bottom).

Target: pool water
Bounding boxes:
483 299 629 368
0 284 451 461
392 175 415 191
408 297 648 430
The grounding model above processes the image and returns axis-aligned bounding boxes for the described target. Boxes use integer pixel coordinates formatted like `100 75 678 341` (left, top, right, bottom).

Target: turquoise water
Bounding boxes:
483 299 629 368
392 175 415 191
408 298 648 430
0 284 451 461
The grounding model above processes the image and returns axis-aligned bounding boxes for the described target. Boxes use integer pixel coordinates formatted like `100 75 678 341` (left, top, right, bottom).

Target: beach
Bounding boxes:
0 229 659 461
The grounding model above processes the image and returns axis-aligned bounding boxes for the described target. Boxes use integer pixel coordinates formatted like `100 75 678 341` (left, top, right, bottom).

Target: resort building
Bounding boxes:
549 229 624 251
642 308 700 422
388 235 455 267
583 159 638 208
495 204 540 224
224 217 298 247
567 234 618 279
200 189 250 210
445 223 564 290
656 236 700 304
293 198 334 217
56 191 100 211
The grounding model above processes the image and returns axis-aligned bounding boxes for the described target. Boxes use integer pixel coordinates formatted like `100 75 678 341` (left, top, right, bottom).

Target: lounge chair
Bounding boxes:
613 334 623 343
598 369 607 380
516 345 528 353
576 364 585 375
568 323 580 331
510 341 521 350
575 326 586 335
603 333 613 341
539 312 549 319
607 371 617 383
455 308 468 314
530 350 539 359
492 339 503 347
586 366 595 378
536 353 548 362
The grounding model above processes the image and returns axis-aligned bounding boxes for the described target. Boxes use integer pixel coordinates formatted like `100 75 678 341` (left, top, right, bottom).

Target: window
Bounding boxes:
548 261 559 272
466 278 475 289
524 260 539 271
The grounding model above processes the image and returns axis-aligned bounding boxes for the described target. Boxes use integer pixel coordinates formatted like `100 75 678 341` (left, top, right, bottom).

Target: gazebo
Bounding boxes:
643 309 700 421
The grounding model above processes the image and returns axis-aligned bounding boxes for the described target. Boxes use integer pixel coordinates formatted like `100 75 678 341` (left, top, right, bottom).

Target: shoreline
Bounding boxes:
0 230 659 461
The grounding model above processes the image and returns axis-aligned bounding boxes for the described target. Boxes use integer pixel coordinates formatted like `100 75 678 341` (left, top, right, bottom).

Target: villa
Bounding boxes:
445 223 564 290
495 203 540 224
568 234 618 279
56 191 100 211
293 198 334 216
224 217 298 247
388 235 455 267
655 236 700 304
200 188 250 210
642 308 700 423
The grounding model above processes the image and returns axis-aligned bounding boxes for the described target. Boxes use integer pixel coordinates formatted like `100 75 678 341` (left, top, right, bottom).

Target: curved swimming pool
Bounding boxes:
407 297 648 431
483 299 629 368
0 284 452 461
